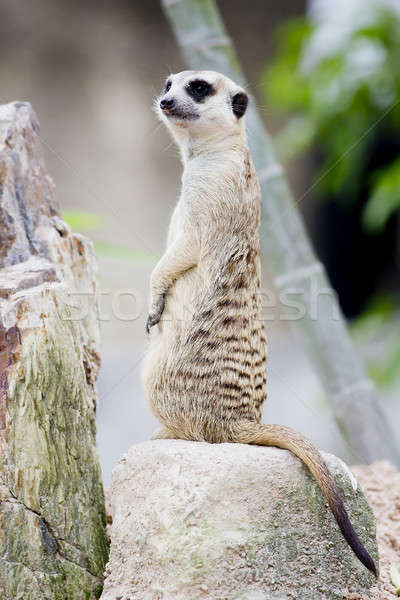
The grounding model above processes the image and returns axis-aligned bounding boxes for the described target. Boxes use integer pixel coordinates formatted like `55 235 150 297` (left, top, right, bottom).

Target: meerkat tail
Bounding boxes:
234 422 377 576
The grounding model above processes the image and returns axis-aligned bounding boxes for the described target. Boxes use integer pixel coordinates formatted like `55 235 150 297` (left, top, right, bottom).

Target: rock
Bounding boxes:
102 440 378 600
0 102 108 599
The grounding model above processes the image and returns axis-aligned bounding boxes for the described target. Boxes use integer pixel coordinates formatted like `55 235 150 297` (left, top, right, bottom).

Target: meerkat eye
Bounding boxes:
190 81 209 95
186 79 213 101
164 80 172 93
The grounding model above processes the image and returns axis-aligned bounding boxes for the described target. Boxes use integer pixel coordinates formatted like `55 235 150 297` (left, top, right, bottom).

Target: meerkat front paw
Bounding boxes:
146 292 166 333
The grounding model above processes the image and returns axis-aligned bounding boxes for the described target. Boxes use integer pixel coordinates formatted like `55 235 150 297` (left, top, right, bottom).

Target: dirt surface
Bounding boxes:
348 461 400 599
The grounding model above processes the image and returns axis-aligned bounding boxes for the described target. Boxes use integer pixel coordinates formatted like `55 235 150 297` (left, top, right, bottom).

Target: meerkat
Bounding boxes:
141 70 377 576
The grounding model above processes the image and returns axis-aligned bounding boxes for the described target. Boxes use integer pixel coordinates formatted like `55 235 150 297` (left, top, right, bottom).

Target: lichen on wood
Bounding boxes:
0 102 108 600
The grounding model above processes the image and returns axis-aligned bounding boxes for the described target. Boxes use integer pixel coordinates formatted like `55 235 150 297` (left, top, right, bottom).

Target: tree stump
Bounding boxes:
0 102 108 599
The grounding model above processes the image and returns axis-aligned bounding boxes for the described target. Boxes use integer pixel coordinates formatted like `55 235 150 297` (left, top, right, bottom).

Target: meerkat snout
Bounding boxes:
160 97 175 111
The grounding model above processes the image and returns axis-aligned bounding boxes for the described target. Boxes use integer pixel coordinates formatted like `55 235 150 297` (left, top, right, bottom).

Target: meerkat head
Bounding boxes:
156 70 248 152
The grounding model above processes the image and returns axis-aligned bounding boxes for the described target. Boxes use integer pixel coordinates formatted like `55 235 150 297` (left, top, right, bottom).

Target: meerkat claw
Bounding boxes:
146 313 159 333
146 293 166 333
145 315 152 334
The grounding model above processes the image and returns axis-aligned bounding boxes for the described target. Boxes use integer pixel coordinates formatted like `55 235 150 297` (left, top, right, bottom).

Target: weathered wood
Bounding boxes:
0 102 108 599
161 0 400 466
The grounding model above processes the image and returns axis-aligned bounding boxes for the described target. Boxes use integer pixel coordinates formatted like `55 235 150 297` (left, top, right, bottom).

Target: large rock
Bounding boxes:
0 102 108 599
102 440 378 600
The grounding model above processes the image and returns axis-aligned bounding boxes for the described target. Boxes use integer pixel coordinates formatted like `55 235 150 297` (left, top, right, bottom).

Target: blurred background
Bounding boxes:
1 0 399 484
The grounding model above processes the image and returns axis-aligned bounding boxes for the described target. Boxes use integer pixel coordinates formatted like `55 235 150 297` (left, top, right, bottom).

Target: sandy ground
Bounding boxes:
348 461 400 599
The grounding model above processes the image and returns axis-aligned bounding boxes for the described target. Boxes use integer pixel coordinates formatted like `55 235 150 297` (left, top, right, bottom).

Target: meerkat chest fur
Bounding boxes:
170 148 262 327
172 148 261 302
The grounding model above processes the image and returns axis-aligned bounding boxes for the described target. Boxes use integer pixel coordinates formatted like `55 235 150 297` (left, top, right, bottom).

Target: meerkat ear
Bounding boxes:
232 92 248 118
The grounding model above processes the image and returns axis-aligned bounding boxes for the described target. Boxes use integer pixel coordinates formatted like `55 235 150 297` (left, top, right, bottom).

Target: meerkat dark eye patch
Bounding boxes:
163 80 172 93
186 79 215 102
232 92 248 118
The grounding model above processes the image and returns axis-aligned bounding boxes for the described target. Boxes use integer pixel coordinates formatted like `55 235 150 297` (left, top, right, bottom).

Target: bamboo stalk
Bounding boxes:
161 0 400 465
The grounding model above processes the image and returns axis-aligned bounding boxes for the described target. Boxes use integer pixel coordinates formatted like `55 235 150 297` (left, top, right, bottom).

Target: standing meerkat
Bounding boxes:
142 70 377 576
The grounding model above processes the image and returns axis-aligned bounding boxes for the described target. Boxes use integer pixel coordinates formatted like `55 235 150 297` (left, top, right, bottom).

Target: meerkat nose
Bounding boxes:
160 98 175 110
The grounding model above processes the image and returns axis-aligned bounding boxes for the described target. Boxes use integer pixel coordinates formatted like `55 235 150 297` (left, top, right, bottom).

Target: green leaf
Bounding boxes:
63 211 103 232
261 3 400 205
369 340 400 389
351 294 397 334
351 294 400 389
390 563 400 595
261 18 312 111
363 157 400 232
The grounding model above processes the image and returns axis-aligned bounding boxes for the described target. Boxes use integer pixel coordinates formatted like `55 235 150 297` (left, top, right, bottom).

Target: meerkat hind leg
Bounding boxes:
151 427 177 440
